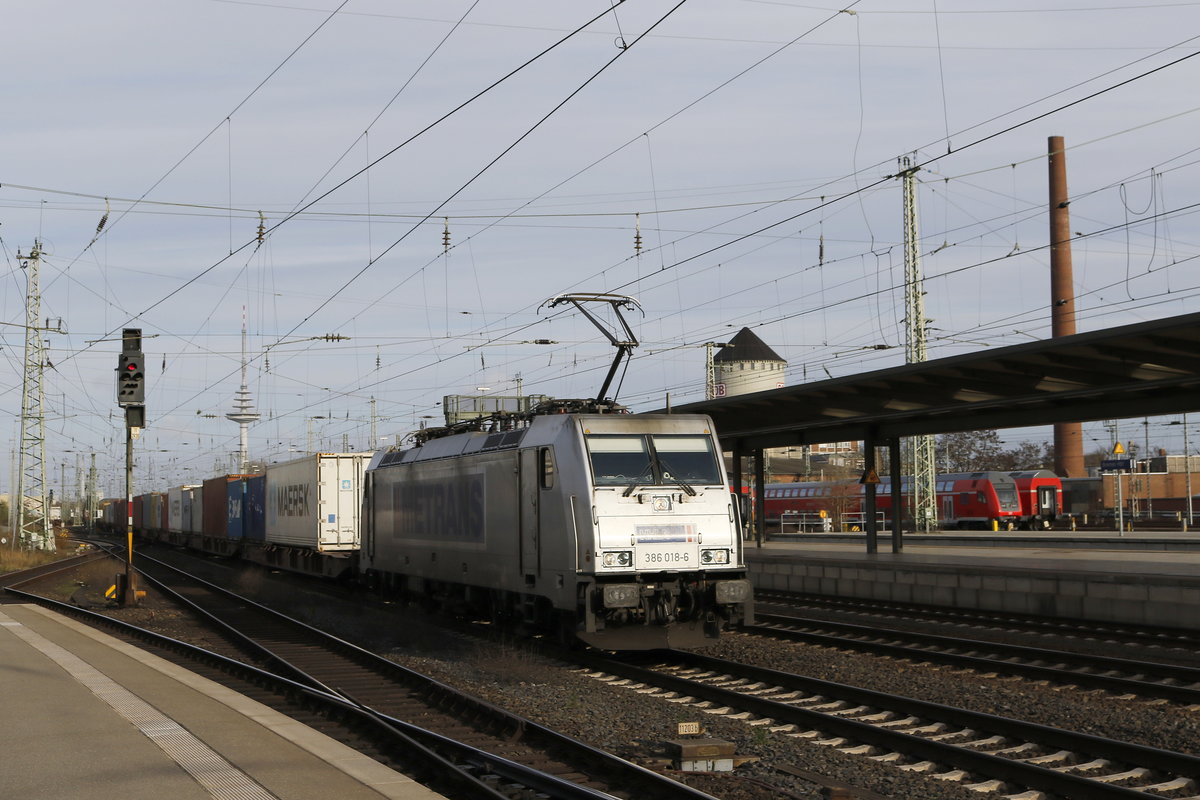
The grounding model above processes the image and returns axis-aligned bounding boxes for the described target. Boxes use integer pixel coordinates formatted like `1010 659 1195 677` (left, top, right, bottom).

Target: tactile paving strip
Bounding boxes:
0 609 278 800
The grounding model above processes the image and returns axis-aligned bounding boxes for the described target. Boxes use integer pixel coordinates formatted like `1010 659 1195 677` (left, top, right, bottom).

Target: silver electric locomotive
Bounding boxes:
362 410 752 649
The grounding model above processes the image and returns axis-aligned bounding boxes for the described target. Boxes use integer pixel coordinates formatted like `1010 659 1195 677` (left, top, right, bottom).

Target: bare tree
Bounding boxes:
996 440 1054 471
937 430 1053 472
938 430 1004 472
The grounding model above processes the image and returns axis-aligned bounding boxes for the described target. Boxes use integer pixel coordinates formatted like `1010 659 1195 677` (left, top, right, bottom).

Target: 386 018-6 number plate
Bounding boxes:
643 550 690 564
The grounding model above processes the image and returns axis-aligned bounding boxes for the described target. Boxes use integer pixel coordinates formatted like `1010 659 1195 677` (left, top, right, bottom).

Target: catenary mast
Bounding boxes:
901 158 937 532
15 242 52 550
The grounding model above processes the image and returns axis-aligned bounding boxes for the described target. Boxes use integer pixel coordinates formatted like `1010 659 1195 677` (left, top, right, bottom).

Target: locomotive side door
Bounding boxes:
519 448 540 580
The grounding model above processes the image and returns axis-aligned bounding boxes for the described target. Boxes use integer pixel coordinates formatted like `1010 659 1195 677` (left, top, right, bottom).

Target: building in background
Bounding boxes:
711 329 863 482
712 328 786 398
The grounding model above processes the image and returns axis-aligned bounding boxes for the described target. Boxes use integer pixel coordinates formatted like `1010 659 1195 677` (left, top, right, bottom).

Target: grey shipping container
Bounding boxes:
264 453 367 551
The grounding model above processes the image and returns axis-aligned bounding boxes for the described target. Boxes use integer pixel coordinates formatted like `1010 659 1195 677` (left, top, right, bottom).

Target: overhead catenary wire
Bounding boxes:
269 1 693 351
9 6 1200 470
7 3 633 410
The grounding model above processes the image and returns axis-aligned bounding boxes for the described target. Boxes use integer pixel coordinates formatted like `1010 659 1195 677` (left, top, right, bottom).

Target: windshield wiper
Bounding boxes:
620 463 655 496
656 457 698 496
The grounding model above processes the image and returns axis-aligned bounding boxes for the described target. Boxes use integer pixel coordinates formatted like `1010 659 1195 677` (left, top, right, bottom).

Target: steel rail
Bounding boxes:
751 611 1200 704
126 551 719 800
0 550 109 591
2 585 519 800
576 648 1200 800
755 589 1200 649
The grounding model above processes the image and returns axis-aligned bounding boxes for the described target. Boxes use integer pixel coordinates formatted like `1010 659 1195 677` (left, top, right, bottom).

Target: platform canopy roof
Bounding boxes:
662 312 1200 451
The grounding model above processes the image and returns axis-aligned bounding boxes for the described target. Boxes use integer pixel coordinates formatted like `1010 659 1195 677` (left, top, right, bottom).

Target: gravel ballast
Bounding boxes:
35 549 1200 799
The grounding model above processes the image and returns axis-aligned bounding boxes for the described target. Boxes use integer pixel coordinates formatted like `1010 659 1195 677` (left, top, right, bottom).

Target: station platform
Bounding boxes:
0 603 445 800
745 537 1200 630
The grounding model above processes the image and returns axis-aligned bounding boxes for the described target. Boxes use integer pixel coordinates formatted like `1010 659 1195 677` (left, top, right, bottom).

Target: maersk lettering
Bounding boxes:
394 475 485 542
274 483 311 517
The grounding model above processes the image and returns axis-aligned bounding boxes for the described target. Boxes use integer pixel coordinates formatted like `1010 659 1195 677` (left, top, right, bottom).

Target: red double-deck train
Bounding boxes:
763 470 1062 531
1007 470 1063 529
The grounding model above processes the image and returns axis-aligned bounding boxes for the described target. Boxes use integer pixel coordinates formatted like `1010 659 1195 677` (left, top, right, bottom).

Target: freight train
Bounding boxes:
100 404 752 649
763 471 1063 531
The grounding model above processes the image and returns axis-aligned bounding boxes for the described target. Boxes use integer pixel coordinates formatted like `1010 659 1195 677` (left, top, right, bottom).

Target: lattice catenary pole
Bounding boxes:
15 242 53 550
900 160 937 532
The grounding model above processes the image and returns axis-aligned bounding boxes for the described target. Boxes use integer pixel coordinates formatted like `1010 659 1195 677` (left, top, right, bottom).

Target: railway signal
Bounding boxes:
117 351 145 405
116 328 147 607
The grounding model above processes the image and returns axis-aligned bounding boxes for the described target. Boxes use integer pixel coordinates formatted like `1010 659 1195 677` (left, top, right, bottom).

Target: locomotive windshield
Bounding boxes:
995 487 1020 510
586 434 722 487
586 436 654 486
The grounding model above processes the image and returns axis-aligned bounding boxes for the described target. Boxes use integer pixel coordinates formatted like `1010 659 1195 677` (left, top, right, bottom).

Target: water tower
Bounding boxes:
712 328 786 398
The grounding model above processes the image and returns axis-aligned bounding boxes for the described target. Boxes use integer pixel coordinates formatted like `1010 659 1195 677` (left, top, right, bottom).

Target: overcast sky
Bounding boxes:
3 0 1200 492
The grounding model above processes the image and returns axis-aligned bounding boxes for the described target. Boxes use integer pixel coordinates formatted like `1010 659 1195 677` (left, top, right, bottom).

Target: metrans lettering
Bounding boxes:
394 475 484 542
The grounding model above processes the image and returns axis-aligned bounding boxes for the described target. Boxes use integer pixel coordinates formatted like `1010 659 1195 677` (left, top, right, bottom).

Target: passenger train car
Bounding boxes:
109 406 752 650
1008 470 1064 529
764 471 1060 530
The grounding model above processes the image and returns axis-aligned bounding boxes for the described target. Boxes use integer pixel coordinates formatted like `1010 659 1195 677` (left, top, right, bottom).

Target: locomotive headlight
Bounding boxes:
700 548 730 565
601 550 633 567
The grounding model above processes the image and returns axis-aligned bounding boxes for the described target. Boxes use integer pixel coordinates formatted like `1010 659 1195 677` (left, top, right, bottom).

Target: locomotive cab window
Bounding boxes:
651 435 723 485
995 487 1019 510
587 436 653 486
586 434 721 487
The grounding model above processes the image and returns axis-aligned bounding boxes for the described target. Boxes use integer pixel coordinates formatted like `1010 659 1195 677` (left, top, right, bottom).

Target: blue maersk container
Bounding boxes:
244 474 266 542
226 478 247 540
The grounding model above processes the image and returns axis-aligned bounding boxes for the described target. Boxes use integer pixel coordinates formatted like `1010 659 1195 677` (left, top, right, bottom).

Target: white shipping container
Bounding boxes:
265 453 368 551
188 486 204 534
167 485 193 534
180 489 194 535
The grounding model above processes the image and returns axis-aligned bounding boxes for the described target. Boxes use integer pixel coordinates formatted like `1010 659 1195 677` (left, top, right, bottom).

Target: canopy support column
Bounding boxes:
864 432 878 554
754 449 765 548
890 437 904 552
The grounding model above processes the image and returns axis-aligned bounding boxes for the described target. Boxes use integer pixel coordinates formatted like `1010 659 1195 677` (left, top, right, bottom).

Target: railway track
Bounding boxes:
572 648 1200 800
23 545 1193 798
756 589 1200 654
749 611 1200 705
0 548 109 594
10 550 717 800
